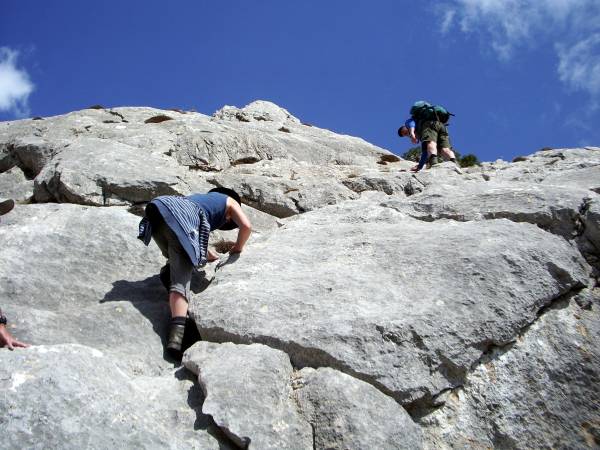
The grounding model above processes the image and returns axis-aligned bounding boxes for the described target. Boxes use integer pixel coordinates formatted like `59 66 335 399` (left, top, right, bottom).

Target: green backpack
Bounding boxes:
410 101 454 124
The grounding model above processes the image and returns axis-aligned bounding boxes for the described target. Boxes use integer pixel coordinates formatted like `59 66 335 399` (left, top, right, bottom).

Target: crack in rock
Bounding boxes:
196 325 404 404
409 285 586 420
194 277 588 426
417 289 600 449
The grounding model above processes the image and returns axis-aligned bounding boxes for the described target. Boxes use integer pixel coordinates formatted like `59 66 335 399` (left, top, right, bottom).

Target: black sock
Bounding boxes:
171 316 186 327
450 158 456 162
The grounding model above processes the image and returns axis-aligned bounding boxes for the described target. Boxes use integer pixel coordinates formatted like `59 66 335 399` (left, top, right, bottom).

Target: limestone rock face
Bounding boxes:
1 344 230 450
183 342 423 450
190 196 590 405
33 137 190 206
1 101 395 209
383 181 593 239
584 197 600 252
296 367 423 450
213 100 302 125
1 102 599 449
420 289 600 449
184 342 313 449
473 147 600 193
0 203 170 372
209 159 361 217
0 166 33 202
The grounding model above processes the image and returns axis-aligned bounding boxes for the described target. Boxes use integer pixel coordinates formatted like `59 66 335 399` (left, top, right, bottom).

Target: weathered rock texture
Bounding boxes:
1 101 599 449
0 166 33 202
296 367 423 449
1 344 231 450
420 289 600 449
191 197 590 405
184 342 313 449
183 341 422 450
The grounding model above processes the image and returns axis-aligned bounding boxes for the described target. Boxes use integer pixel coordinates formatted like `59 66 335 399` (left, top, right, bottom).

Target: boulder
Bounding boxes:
5 135 64 177
182 341 423 450
213 100 301 125
297 367 423 450
210 159 360 217
0 166 33 202
183 342 313 449
190 195 590 406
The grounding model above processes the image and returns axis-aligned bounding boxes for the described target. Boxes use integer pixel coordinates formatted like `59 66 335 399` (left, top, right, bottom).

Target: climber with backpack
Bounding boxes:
398 101 457 172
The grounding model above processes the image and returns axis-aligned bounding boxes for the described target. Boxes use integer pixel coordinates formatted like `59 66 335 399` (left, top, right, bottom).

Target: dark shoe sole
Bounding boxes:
0 199 15 216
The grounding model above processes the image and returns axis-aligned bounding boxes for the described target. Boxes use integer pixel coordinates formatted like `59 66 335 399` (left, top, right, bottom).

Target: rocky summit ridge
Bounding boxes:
0 101 599 449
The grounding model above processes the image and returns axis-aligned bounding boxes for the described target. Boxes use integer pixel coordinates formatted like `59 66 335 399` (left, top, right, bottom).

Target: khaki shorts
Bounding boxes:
152 218 193 301
418 120 451 149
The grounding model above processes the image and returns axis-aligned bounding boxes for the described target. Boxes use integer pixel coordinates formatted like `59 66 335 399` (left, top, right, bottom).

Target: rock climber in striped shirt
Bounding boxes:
139 187 252 358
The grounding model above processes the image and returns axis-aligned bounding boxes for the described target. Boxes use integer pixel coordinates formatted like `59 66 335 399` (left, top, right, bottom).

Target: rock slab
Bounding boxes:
420 289 600 449
0 344 230 450
183 341 313 449
191 195 590 406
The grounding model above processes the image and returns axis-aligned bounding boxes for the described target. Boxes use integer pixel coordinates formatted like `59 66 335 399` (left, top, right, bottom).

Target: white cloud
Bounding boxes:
0 47 35 118
557 34 600 94
440 9 456 34
440 0 600 94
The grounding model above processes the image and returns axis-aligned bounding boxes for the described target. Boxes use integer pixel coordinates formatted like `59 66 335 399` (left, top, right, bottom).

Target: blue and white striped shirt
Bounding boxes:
155 195 210 267
138 195 211 267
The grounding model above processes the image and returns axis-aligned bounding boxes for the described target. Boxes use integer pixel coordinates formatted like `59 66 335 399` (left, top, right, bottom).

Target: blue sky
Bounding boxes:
1 1 599 162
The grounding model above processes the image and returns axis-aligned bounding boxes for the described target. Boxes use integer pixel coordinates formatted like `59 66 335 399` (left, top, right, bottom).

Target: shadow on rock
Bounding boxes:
175 367 240 449
100 269 211 364
100 275 170 353
216 253 241 271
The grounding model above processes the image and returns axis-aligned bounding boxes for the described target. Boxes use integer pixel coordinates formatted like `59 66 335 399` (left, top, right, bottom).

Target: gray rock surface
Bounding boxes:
190 195 590 405
0 203 231 373
1 101 395 210
342 167 415 196
1 135 63 176
183 342 313 449
383 181 597 239
296 367 423 450
0 202 234 448
183 341 422 450
0 344 230 450
210 159 360 217
420 289 600 449
473 147 600 193
0 166 33 202
33 137 191 205
1 102 599 449
584 197 600 251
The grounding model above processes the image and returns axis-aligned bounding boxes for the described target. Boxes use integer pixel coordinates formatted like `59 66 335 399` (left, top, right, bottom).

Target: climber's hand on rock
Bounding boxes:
229 245 243 254
207 249 220 262
0 326 29 350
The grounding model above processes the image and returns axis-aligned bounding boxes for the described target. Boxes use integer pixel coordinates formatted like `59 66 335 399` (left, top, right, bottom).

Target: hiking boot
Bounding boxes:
428 155 440 166
0 199 15 216
167 323 186 358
